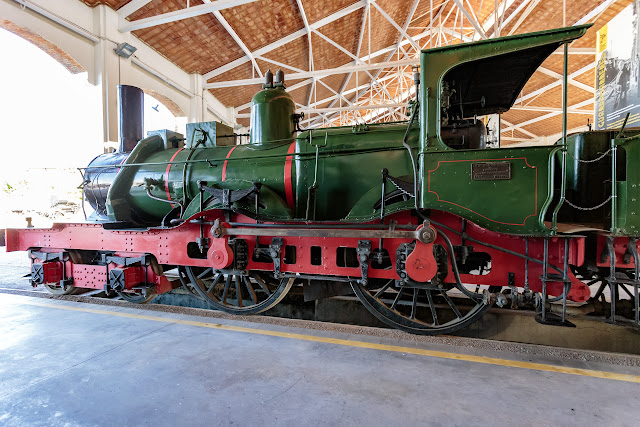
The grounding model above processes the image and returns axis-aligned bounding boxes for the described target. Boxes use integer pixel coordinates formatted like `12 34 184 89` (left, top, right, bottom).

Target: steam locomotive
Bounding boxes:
6 24 640 335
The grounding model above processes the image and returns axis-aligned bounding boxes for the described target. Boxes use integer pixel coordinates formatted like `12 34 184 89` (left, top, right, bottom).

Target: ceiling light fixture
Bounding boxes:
114 42 137 58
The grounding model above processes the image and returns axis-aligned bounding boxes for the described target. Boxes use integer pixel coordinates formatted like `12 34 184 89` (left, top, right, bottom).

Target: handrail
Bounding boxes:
610 112 632 233
551 148 567 233
539 146 563 232
550 43 570 234
611 137 618 232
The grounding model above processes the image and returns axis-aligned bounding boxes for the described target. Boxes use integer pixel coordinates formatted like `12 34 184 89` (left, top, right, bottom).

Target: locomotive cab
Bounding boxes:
435 36 570 151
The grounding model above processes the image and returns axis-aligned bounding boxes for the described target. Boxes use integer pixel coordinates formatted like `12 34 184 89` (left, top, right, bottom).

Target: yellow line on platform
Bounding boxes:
12 296 640 384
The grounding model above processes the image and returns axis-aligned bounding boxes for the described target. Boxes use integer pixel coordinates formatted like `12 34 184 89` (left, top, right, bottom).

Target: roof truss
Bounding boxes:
114 0 620 142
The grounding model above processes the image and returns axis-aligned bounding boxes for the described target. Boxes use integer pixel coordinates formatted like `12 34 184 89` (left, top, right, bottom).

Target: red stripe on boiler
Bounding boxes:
164 148 184 207
222 146 237 182
284 142 296 209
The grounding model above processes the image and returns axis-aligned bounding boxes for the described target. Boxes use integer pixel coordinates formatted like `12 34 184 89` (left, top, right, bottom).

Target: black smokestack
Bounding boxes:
118 85 144 153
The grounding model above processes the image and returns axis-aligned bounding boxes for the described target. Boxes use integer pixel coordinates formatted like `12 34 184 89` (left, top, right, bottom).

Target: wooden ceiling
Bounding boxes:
79 0 632 142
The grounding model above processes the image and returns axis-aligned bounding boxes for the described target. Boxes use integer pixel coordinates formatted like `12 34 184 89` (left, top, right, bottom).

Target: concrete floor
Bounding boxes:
1 293 640 426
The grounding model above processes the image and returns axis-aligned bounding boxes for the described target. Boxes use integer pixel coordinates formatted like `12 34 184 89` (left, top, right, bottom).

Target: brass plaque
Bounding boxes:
471 162 511 181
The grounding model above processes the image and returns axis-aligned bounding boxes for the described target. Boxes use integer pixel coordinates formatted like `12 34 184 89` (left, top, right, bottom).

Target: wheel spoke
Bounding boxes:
197 267 213 279
621 284 635 299
206 273 223 294
235 275 243 307
426 290 438 325
221 275 232 303
243 277 258 304
389 288 405 311
373 280 394 298
184 266 293 315
410 288 418 320
351 272 501 335
252 273 273 296
441 290 462 319
593 280 607 299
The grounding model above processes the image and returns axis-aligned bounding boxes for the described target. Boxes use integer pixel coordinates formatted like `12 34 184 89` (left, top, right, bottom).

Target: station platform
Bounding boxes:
1 293 640 426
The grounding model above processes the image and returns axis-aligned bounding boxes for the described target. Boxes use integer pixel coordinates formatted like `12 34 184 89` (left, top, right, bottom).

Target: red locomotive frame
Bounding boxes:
6 211 590 302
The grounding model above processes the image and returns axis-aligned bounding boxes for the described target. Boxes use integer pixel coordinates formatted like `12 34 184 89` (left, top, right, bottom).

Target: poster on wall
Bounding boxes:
595 0 640 130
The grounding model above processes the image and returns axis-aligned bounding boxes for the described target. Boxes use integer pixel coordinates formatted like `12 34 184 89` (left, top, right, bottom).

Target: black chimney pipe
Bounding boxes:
118 85 144 153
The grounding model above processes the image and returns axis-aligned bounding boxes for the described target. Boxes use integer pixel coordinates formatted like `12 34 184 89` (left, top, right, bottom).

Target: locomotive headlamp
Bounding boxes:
114 42 137 58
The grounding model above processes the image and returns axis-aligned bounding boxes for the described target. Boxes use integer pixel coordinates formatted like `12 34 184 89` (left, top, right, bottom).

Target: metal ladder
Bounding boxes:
537 237 575 326
604 236 640 325
605 115 639 325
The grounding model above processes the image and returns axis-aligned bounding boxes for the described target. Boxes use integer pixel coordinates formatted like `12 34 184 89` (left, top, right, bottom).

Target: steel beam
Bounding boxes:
370 1 421 50
537 67 595 94
295 0 315 108
502 99 594 132
313 30 366 67
515 62 595 104
240 72 405 114
210 8 262 78
11 0 99 43
551 47 597 55
501 136 535 142
493 0 533 34
452 0 487 39
333 0 371 110
510 105 594 115
316 79 354 107
317 0 423 126
507 0 541 36
324 0 421 122
203 1 368 80
235 102 409 118
205 59 418 89
119 0 258 32
117 0 154 19
307 0 610 130
501 119 538 138
575 0 618 25
296 74 407 125
256 56 305 73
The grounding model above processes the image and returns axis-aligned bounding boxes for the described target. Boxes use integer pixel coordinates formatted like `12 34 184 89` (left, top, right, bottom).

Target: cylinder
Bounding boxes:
118 85 144 153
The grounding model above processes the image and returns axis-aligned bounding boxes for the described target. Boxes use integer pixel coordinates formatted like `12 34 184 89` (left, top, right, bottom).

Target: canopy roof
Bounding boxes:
433 25 590 117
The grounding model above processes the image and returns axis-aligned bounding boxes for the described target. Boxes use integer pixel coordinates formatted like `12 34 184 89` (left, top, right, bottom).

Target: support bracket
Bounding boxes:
357 240 372 285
